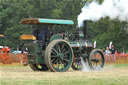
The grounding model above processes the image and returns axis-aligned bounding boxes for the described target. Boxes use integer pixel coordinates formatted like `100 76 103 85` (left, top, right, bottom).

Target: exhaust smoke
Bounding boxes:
78 0 128 27
80 57 91 72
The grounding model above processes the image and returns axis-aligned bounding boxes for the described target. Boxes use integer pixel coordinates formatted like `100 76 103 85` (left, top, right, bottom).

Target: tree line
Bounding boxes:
0 0 128 52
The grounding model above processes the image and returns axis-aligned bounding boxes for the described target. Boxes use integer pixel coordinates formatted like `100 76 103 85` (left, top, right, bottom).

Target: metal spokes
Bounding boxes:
50 42 72 70
89 49 105 70
91 52 102 67
45 40 73 72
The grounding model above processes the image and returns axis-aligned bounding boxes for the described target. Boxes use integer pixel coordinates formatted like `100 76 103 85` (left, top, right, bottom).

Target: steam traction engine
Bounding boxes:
20 18 105 72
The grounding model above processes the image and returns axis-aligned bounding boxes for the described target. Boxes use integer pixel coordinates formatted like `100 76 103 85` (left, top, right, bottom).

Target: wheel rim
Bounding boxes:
50 42 72 72
90 51 104 69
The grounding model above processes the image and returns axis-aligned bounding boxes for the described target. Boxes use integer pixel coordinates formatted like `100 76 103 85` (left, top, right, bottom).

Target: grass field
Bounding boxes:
0 64 128 85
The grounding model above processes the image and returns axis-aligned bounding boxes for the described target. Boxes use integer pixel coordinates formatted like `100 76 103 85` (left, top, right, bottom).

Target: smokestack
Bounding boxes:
83 20 88 39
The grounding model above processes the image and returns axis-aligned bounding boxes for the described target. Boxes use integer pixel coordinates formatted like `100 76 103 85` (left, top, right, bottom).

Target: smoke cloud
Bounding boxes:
78 0 128 27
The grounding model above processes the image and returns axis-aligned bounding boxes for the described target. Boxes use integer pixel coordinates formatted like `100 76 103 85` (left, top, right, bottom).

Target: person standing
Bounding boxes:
105 47 111 63
110 45 116 63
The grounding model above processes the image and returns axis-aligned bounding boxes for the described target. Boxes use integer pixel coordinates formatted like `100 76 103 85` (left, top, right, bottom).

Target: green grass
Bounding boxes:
1 77 128 85
0 64 128 85
112 64 128 68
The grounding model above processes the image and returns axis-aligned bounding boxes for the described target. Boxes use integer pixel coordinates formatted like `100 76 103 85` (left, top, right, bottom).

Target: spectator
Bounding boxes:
102 48 105 53
105 47 111 63
110 45 116 62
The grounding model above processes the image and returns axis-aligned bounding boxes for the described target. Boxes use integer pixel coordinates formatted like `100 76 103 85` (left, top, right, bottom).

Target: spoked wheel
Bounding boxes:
29 64 49 71
71 57 82 70
45 39 73 72
89 49 105 70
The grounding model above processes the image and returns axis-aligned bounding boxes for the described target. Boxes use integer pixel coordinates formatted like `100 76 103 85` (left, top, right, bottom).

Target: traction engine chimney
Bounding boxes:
83 20 88 40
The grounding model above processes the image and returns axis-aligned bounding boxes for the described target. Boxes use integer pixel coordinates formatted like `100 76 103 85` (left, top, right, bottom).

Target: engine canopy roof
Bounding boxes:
21 18 74 25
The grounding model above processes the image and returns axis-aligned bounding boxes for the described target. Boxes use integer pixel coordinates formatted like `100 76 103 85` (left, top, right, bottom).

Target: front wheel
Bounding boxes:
89 49 105 70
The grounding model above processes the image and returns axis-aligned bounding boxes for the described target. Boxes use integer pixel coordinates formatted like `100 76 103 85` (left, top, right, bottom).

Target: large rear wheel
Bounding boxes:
89 49 105 70
29 64 49 71
45 39 73 72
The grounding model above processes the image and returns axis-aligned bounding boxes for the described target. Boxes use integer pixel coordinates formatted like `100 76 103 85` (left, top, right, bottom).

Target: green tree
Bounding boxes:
0 0 127 52
0 0 85 47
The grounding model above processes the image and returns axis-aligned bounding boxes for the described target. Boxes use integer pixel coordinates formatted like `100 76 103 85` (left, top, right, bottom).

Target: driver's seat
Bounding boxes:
32 28 49 49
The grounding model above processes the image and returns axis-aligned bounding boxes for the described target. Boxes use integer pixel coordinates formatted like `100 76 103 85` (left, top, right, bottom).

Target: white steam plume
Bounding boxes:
78 0 128 27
